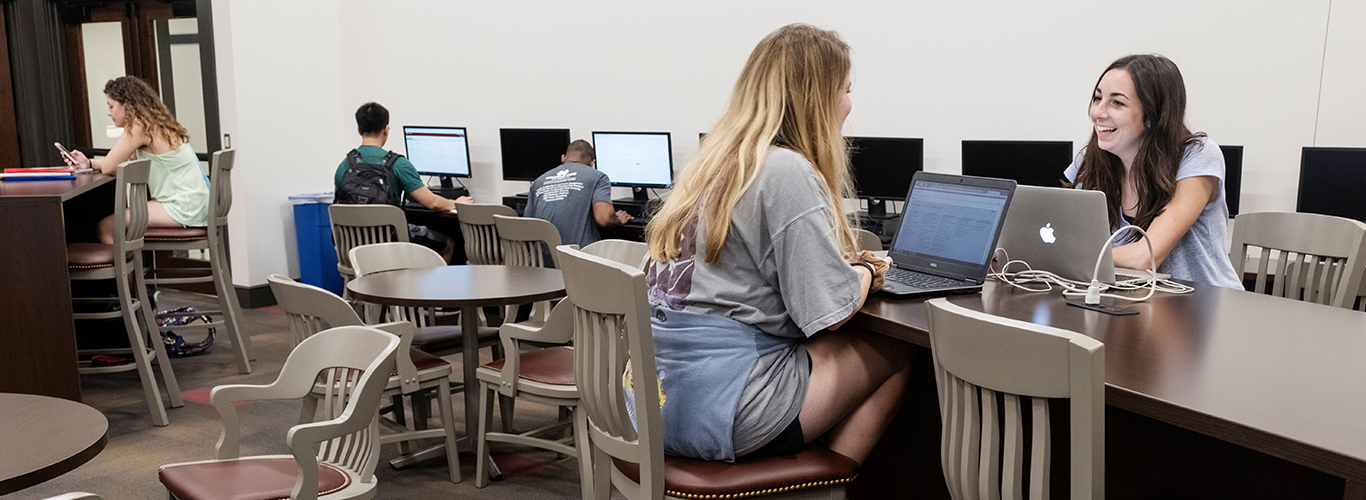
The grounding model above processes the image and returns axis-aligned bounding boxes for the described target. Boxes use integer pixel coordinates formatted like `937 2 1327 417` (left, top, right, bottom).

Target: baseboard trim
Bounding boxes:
235 283 276 309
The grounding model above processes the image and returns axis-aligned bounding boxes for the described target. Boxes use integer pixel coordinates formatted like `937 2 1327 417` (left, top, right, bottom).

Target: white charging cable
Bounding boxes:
990 224 1193 303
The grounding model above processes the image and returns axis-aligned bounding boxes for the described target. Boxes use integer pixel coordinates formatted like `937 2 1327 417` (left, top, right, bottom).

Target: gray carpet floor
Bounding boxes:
13 290 606 500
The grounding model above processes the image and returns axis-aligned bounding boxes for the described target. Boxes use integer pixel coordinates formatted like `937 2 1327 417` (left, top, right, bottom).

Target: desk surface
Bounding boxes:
0 393 108 494
853 281 1366 484
347 265 565 308
0 172 112 201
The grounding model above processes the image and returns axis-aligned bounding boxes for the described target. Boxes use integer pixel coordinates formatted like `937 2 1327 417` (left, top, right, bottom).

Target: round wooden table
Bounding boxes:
0 393 109 495
347 265 565 470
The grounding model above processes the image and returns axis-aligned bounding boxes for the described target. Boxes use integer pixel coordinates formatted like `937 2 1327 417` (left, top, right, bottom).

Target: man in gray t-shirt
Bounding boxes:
525 140 632 251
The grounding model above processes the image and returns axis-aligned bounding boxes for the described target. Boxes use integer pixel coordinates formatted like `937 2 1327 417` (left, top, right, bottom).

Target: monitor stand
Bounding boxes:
865 199 897 219
428 175 469 200
613 188 662 220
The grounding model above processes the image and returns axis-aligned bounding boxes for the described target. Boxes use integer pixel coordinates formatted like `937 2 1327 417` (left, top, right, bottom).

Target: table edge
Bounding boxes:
0 427 107 495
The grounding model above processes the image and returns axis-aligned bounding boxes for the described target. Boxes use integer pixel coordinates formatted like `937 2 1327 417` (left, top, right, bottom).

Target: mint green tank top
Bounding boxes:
137 143 210 227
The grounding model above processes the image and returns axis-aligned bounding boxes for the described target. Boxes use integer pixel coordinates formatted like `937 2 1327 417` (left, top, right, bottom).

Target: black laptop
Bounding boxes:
878 172 1016 297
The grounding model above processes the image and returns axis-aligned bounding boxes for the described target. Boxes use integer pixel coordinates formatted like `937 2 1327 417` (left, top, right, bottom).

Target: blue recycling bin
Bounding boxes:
289 192 344 295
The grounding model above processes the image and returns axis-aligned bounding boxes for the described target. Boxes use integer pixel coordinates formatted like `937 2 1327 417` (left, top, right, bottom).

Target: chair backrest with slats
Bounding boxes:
114 159 152 259
329 204 409 280
581 239 650 271
456 203 517 265
557 244 666 499
268 274 364 346
349 242 446 328
208 149 235 228
212 326 398 494
494 214 563 268
926 298 1104 500
288 327 397 491
1229 212 1366 309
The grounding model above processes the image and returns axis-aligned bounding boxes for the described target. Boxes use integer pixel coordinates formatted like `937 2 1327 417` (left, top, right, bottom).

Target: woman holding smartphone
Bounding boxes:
642 24 907 464
1065 54 1242 288
65 76 209 244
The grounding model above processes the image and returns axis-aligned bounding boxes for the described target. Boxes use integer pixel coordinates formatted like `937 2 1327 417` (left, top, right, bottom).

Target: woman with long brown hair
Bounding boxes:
66 76 210 244
642 24 908 464
1066 54 1241 288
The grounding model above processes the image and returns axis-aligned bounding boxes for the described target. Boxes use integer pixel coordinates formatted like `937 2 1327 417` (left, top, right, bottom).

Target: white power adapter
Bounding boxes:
1085 280 1104 304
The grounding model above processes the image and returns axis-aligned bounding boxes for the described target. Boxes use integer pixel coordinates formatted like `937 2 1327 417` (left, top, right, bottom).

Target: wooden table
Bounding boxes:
0 393 108 494
851 281 1366 498
347 265 566 468
0 173 114 400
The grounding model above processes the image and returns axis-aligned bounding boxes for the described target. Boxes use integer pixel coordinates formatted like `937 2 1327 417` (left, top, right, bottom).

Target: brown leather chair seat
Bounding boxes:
480 346 575 386
612 446 859 500
159 457 351 500
393 348 449 376
145 226 209 242
66 242 124 269
409 324 500 353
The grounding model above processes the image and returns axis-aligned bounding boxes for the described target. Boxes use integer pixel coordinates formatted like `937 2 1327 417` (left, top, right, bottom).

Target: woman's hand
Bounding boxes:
855 250 891 292
65 150 91 169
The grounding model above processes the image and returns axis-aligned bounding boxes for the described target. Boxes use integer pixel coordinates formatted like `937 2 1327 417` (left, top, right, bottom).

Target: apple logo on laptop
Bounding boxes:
1039 223 1056 244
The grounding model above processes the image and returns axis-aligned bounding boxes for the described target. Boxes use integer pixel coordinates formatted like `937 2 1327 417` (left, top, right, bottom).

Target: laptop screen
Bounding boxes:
890 175 1014 279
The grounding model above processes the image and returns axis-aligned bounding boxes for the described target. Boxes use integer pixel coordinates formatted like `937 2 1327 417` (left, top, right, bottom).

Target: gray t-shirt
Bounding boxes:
646 147 863 456
1064 137 1243 289
526 162 612 249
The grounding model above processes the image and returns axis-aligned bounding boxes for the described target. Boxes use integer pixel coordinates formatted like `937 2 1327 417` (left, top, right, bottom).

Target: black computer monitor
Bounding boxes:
1220 145 1243 217
500 128 570 182
961 140 1073 188
1298 147 1366 222
592 131 673 201
848 136 923 218
403 126 471 189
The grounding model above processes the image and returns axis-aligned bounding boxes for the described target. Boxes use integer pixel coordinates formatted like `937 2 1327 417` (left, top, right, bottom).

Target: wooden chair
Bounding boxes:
1229 212 1366 309
347 242 501 357
455 203 517 265
493 214 562 323
67 159 182 427
157 326 400 500
855 228 882 252
472 238 647 493
577 238 650 270
328 203 408 297
926 298 1105 500
143 149 252 374
558 244 859 500
267 274 461 483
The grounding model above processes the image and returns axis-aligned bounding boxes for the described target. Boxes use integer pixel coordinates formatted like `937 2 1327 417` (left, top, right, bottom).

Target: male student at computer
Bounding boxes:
335 102 473 263
524 140 633 249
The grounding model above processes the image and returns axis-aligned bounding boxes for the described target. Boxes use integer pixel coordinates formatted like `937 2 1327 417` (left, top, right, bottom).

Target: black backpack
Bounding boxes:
335 149 402 205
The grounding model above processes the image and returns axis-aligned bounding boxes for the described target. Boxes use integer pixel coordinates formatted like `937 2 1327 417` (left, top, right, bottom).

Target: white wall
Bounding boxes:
215 0 1366 287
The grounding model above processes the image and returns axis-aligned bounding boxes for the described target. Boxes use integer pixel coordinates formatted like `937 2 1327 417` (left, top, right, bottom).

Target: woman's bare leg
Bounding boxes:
97 201 184 244
798 328 911 465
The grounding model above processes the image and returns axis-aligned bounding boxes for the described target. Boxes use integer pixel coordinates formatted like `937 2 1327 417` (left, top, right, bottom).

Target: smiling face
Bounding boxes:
106 96 126 128
1090 68 1145 167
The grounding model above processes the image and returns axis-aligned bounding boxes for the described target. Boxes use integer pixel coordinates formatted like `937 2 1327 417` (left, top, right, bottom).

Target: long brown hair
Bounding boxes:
646 24 856 263
104 76 189 148
1073 54 1205 238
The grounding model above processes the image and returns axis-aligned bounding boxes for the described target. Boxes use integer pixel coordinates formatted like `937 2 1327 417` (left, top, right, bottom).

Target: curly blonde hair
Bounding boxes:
104 76 189 147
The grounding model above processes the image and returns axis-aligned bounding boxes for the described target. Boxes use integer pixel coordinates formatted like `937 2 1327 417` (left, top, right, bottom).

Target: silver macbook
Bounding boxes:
879 172 1016 297
997 185 1166 284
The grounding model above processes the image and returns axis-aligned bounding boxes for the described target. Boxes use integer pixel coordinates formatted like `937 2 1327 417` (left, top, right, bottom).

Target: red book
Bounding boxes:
4 167 76 173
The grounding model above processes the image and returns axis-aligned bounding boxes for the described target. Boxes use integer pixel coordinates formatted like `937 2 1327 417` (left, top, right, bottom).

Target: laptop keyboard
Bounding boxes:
885 267 963 289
